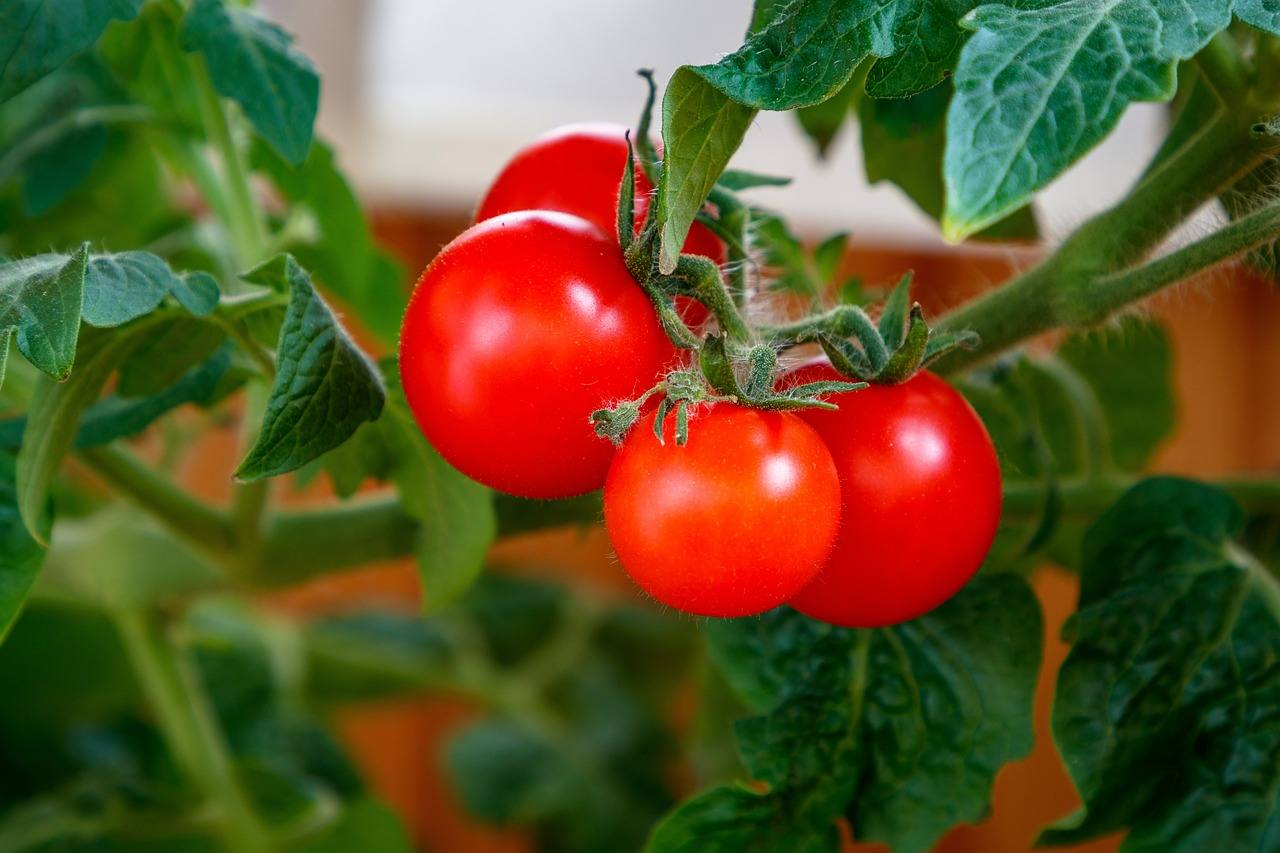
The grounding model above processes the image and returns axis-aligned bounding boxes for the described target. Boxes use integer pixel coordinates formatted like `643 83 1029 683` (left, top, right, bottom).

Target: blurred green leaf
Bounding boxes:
295 797 411 853
17 318 162 541
180 0 318 165
235 256 385 481
251 140 406 345
0 0 143 103
0 453 46 642
1044 477 1280 851
376 387 495 610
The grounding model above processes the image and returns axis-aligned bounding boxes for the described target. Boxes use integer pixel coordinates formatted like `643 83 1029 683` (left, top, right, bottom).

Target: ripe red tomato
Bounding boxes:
783 363 1001 627
604 404 841 618
476 122 725 264
399 211 677 499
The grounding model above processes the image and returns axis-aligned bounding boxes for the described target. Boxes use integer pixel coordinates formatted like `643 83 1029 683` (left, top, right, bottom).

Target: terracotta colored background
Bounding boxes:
208 209 1280 853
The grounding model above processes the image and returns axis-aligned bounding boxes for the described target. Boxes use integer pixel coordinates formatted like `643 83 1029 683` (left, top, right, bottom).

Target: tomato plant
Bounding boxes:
604 404 840 617
783 363 1001 627
399 210 675 498
1 2 1280 853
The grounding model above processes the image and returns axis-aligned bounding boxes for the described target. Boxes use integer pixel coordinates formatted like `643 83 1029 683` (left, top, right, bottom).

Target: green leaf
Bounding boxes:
98 1 204 133
180 0 319 164
0 0 143 103
1044 477 1280 851
943 0 1230 240
251 140 406 344
861 84 1038 241
669 575 1041 853
15 319 161 541
0 452 46 643
1237 0 1280 34
82 251 215 327
295 798 411 853
646 785 838 853
716 169 791 191
1056 318 1173 470
657 67 756 273
304 611 456 703
117 317 226 396
0 244 86 380
235 255 385 481
20 123 107 216
376 388 495 610
794 66 865 158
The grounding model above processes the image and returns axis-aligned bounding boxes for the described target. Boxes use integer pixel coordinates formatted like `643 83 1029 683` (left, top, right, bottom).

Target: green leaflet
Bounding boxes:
651 575 1041 853
1045 478 1280 851
82 250 218 327
657 68 756 273
943 0 1230 240
235 255 385 481
295 798 411 853
180 0 319 165
0 0 143 103
0 244 87 382
0 453 46 643
860 83 1038 241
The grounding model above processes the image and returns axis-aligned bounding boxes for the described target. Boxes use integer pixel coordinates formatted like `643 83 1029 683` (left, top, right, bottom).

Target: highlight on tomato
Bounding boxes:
783 362 1002 627
603 403 841 618
398 210 677 499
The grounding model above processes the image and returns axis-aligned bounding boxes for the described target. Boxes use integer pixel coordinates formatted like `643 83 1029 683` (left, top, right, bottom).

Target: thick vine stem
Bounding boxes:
78 446 235 559
932 109 1280 372
115 609 272 853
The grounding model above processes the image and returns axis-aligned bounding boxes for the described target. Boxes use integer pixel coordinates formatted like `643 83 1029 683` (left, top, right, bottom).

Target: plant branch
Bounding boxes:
1195 32 1252 108
114 608 272 853
78 445 235 559
933 110 1280 372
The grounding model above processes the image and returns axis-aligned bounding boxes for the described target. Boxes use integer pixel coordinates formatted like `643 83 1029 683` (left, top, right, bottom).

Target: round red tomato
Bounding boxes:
399 211 677 499
476 122 725 263
604 404 841 618
783 363 1001 627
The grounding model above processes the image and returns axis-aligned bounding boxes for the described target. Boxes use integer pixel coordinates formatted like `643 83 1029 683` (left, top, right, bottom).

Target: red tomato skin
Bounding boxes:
475 122 724 264
604 404 841 618
784 365 1002 627
399 210 676 499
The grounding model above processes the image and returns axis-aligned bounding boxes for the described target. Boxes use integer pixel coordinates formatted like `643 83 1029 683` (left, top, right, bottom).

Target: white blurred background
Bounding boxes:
262 0 1174 249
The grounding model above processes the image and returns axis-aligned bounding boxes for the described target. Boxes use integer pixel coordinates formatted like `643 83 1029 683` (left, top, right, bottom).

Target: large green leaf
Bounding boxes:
0 244 86 381
0 453 46 643
860 82 1038 241
235 255 385 481
180 0 318 164
0 0 143 103
251 139 406 344
657 68 756 273
650 574 1041 853
1045 477 1280 851
943 0 1230 240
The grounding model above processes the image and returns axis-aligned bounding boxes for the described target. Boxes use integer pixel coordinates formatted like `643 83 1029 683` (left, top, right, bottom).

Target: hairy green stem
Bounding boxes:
1195 32 1252 107
114 609 271 853
934 111 1280 372
192 60 267 266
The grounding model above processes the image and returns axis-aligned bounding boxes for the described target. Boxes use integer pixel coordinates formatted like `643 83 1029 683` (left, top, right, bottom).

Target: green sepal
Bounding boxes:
617 133 637 253
876 304 929 384
877 272 913 350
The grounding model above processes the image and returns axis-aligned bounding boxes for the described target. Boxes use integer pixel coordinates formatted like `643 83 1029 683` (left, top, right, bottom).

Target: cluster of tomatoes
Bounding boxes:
398 124 1001 628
